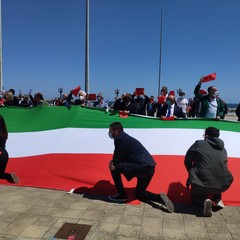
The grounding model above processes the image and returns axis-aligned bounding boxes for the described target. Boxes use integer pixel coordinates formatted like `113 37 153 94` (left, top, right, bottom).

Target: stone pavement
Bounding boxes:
0 186 240 240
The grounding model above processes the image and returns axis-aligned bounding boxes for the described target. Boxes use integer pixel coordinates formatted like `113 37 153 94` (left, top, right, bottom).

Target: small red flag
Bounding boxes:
161 116 175 121
71 86 81 97
88 93 96 100
135 88 144 96
201 73 216 83
119 111 129 118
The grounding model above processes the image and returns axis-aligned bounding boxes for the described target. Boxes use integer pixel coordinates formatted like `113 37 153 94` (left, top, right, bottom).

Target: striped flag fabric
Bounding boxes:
1 106 240 205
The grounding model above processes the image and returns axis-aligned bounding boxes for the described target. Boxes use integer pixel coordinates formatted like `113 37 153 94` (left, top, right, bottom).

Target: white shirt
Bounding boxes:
176 97 188 114
166 104 175 117
205 98 218 118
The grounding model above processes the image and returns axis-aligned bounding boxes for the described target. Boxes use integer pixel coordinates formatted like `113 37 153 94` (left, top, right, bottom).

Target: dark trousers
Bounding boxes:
0 149 12 182
191 184 222 208
110 165 164 203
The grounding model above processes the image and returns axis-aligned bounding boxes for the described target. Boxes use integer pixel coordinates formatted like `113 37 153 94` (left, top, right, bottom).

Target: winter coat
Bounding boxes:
184 137 233 191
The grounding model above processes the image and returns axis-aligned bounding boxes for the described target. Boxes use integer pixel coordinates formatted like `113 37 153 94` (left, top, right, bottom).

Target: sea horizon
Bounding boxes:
228 103 238 109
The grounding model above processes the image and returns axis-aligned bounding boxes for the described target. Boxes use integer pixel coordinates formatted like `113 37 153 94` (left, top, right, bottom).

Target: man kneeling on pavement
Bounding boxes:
184 126 234 217
107 122 174 213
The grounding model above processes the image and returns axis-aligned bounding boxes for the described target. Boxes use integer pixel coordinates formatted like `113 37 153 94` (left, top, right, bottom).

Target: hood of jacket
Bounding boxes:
206 137 224 150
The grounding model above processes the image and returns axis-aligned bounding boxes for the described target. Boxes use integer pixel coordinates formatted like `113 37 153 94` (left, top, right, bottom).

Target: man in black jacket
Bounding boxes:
184 127 233 217
158 94 185 119
108 122 174 213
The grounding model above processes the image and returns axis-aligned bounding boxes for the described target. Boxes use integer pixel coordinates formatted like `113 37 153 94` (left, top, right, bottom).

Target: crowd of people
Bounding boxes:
0 77 237 217
112 79 230 120
0 77 237 121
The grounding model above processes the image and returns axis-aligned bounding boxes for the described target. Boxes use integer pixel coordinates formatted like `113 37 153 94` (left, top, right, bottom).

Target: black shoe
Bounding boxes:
108 194 127 203
160 192 174 213
9 173 20 184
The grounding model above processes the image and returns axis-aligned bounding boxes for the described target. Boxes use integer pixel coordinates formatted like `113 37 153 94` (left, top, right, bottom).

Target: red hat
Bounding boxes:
199 89 207 95
169 90 175 96
71 86 81 97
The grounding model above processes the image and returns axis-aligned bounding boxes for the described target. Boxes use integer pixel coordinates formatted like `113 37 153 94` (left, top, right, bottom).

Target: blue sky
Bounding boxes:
1 0 240 103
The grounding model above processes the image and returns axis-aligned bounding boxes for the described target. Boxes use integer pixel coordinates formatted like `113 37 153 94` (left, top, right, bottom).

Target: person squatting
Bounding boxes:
107 122 233 217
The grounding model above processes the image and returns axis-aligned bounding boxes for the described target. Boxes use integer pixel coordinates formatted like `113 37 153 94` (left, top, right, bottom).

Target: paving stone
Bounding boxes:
116 224 141 238
121 214 143 225
20 225 49 238
0 186 239 240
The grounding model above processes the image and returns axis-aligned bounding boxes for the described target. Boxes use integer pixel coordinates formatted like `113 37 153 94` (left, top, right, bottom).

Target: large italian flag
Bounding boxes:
1 106 240 205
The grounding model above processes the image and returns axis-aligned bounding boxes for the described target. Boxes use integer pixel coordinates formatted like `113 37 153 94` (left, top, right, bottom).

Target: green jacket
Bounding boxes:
194 83 224 118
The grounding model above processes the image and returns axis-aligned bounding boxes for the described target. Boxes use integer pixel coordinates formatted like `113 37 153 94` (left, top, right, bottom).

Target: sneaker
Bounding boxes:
160 192 174 213
10 173 20 184
215 199 224 209
108 194 127 203
203 199 212 217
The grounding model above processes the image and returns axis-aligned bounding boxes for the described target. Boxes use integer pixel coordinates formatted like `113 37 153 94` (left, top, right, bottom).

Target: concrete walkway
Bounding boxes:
0 185 240 240
0 114 238 239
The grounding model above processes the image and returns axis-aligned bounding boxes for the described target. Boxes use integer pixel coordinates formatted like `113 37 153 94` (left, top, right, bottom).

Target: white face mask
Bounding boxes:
79 96 85 101
108 131 114 139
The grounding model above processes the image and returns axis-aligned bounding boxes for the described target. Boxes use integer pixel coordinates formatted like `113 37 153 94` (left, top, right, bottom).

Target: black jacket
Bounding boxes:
236 103 240 121
158 103 185 118
113 132 156 180
184 137 233 191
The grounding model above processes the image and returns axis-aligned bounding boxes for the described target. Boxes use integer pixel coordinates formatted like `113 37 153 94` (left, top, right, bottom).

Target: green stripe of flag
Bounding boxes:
1 106 240 133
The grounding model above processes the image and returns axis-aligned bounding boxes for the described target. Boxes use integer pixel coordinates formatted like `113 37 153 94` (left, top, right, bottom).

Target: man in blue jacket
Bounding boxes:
185 127 233 217
108 122 174 213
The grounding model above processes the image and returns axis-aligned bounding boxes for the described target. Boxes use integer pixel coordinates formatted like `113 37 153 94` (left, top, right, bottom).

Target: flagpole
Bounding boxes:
0 0 2 91
158 4 163 96
85 0 89 94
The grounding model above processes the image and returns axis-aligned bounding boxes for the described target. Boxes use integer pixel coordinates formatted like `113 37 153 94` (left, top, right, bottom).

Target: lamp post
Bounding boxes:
58 88 63 98
115 89 119 99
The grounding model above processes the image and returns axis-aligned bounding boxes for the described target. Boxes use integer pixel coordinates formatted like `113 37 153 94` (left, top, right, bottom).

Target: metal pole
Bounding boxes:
158 5 163 96
85 0 89 94
0 0 2 91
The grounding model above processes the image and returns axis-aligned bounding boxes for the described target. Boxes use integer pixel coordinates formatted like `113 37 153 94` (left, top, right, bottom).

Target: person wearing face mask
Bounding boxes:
145 95 157 116
176 91 189 118
184 127 233 217
113 93 138 114
94 94 109 109
194 78 225 119
107 122 174 213
159 94 185 119
74 91 89 106
156 86 168 117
